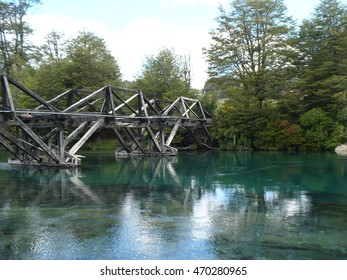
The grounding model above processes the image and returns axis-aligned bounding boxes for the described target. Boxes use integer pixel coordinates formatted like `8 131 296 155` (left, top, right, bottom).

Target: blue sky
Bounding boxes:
28 0 342 88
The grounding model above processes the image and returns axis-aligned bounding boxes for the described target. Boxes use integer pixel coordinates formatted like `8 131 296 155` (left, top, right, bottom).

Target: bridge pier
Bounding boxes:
0 75 213 167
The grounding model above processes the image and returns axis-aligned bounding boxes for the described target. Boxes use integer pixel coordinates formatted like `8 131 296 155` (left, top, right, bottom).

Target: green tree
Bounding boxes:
205 0 296 107
254 119 305 151
40 31 65 63
297 0 347 115
205 0 296 149
29 31 122 100
0 0 40 78
64 31 122 90
299 108 345 150
135 48 193 100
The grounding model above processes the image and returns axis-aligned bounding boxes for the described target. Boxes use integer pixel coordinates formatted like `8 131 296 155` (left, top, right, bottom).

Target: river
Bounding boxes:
0 151 347 259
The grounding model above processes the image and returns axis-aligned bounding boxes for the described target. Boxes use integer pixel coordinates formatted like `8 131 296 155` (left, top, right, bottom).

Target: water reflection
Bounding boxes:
0 152 347 259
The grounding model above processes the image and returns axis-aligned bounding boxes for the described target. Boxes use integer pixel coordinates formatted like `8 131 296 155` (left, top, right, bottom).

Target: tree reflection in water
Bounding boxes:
0 152 347 259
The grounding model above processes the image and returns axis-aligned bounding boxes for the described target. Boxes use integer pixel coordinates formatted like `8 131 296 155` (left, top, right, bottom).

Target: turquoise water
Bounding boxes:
0 151 347 260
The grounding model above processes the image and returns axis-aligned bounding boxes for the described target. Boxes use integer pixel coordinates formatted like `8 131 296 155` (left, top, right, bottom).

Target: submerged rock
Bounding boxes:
335 144 347 156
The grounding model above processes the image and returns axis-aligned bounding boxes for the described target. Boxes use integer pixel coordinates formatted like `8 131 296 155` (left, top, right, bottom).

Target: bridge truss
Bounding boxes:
0 75 213 167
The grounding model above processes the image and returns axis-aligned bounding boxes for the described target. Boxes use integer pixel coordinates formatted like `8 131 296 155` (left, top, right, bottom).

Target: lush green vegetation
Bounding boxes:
1 0 346 151
204 0 347 151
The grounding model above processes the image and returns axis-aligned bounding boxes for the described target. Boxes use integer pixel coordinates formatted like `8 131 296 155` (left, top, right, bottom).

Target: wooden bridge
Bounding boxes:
0 74 213 167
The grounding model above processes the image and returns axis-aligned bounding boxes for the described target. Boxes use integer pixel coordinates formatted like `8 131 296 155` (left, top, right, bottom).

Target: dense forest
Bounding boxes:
1 0 347 151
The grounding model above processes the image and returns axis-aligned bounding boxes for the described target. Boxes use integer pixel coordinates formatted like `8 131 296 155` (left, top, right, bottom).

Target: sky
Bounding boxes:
27 0 343 89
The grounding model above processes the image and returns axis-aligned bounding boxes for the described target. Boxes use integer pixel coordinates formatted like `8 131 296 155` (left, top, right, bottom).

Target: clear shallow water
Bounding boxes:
0 151 347 260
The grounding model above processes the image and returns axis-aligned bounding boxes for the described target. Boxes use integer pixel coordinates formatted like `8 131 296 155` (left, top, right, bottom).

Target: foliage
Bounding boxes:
212 94 278 150
205 0 297 107
1 0 347 152
0 0 41 78
27 31 122 100
296 0 347 115
206 0 347 151
254 120 305 151
299 108 345 150
135 48 193 100
64 31 121 89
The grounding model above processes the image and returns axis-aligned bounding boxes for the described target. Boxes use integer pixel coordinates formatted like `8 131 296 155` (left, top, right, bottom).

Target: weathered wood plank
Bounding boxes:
59 129 65 161
182 100 198 118
198 101 207 119
0 134 23 160
0 127 40 161
15 116 61 163
1 75 214 166
35 89 72 110
139 92 149 118
68 118 104 156
166 119 181 146
111 126 129 152
143 95 159 115
162 97 180 116
1 75 16 115
146 126 162 153
124 127 145 153
65 121 89 145
8 77 59 112
110 92 139 115
64 86 107 113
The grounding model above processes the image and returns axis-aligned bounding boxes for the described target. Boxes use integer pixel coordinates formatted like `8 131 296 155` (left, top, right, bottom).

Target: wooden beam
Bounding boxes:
203 125 214 145
162 97 180 116
143 95 159 114
111 126 129 152
1 75 16 116
35 89 72 110
124 127 145 153
180 97 188 118
76 97 105 112
42 127 60 141
8 77 59 112
15 116 61 163
0 134 23 160
0 127 40 161
65 121 89 145
145 126 162 153
59 129 65 161
110 92 139 115
64 86 107 112
182 101 198 118
68 118 104 156
197 101 207 119
166 119 181 146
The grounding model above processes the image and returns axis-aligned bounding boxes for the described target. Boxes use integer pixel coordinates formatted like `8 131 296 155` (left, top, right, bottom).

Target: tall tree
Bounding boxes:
135 47 193 100
29 31 122 100
205 0 297 149
297 0 347 115
41 31 65 63
205 0 296 108
64 31 122 89
0 0 40 77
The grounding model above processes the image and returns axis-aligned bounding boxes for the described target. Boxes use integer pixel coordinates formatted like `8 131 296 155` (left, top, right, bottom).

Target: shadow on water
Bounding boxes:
0 150 347 259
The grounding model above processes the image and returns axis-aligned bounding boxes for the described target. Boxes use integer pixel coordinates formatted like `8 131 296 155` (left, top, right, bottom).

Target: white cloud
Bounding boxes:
27 13 210 89
28 14 110 44
111 16 210 87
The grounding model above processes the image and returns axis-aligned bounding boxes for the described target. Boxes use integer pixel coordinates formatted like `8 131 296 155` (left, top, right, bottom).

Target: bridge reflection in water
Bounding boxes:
1 152 347 259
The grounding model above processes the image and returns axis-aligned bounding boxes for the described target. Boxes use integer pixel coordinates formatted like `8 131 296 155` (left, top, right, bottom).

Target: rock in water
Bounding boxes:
335 144 347 156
